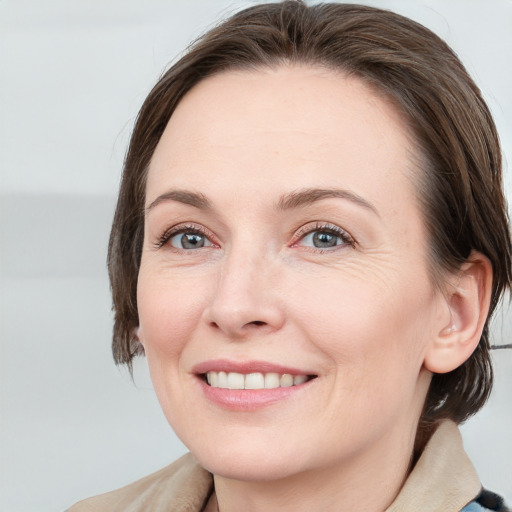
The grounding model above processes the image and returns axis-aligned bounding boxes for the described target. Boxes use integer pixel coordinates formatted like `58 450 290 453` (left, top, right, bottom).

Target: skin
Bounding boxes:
136 66 461 512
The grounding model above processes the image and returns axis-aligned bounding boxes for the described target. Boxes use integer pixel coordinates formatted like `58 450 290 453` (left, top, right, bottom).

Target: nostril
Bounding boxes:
249 321 266 326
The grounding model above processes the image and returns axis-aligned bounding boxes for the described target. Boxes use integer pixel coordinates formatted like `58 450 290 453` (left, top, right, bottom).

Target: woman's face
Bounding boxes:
137 66 445 480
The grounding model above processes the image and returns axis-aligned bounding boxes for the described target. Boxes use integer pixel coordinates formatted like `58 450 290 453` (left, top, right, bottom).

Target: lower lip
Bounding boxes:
197 377 312 411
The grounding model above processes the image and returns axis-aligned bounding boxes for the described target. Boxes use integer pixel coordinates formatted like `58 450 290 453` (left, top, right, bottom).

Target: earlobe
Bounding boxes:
132 326 145 351
424 251 493 374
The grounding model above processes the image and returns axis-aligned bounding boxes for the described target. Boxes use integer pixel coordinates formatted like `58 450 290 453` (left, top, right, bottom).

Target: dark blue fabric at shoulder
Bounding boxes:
460 489 511 511
478 489 510 511
461 502 485 512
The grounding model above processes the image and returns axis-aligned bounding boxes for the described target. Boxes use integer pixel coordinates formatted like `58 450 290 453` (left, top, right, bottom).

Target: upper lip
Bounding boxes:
191 359 316 376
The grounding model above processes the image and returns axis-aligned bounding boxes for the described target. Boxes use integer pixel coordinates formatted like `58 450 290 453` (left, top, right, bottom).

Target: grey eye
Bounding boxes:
313 231 339 248
301 230 344 249
170 231 212 250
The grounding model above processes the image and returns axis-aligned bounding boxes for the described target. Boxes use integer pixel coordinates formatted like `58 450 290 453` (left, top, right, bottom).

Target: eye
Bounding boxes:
169 230 213 250
301 230 342 249
294 223 354 251
155 224 216 251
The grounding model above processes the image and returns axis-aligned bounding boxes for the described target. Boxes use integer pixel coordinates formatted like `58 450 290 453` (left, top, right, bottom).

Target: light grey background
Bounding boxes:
1 1 511 511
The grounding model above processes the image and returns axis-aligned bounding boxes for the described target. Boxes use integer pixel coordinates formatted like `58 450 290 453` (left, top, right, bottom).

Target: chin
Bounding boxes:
184 434 314 482
196 451 305 482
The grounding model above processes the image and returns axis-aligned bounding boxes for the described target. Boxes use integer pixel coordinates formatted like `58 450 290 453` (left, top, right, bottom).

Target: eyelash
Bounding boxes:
292 222 355 252
154 223 215 250
154 222 355 252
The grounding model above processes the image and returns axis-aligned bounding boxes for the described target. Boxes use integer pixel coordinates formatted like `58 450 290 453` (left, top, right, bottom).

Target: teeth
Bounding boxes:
205 371 310 389
227 372 245 390
217 371 228 388
293 375 307 385
209 371 218 387
245 372 265 389
280 374 294 387
264 372 280 389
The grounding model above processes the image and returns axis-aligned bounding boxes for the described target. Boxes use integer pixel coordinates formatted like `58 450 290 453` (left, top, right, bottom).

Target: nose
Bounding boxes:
204 247 285 339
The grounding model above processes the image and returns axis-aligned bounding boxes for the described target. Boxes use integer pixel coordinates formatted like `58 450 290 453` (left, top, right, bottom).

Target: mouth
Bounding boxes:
202 371 315 390
192 360 317 410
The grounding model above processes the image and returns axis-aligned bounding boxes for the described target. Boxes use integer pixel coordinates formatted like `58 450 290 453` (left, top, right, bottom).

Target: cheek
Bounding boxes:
135 267 212 429
291 265 434 386
136 268 208 362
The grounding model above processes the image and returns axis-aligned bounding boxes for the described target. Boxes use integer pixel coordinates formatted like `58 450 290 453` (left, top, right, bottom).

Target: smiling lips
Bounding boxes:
193 361 316 410
206 371 310 389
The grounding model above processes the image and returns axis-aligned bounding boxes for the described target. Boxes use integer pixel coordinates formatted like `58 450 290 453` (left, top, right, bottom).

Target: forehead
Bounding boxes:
147 65 418 216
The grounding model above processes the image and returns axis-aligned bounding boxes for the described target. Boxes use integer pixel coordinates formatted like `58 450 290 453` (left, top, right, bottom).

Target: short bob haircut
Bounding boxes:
108 1 511 426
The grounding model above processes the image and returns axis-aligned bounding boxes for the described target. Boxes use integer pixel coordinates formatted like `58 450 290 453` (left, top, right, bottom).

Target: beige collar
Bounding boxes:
69 420 480 512
385 420 480 511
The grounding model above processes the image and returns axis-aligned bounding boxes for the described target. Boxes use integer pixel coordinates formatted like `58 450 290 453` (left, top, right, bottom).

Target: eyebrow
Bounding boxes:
276 188 379 216
146 187 379 216
146 190 211 213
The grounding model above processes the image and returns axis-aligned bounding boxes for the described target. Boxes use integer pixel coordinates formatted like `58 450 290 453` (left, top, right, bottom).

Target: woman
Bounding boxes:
69 2 510 511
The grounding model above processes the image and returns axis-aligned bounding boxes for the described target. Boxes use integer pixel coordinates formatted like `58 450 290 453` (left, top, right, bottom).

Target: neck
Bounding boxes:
211 418 419 512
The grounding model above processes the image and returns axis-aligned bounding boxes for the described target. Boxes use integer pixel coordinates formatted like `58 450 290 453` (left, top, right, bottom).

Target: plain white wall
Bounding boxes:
1 1 510 511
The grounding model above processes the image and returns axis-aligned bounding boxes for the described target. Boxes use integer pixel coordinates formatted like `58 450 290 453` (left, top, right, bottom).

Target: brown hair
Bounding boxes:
108 1 511 424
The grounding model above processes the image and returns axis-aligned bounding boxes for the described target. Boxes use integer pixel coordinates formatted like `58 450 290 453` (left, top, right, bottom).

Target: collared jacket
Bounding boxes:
68 421 509 512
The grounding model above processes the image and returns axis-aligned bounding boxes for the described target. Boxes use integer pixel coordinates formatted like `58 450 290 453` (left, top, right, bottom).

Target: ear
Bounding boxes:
424 251 493 374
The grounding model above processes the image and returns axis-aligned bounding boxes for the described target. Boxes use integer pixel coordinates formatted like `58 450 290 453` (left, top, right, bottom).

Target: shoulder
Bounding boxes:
67 453 212 512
